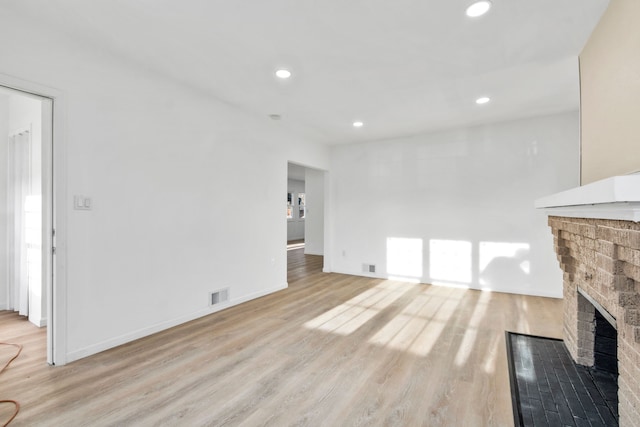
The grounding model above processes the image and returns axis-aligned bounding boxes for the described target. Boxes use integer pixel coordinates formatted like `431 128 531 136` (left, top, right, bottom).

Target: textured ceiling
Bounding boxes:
4 0 609 144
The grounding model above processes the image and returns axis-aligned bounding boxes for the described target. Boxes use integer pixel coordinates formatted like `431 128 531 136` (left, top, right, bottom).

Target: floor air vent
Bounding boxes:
210 288 230 306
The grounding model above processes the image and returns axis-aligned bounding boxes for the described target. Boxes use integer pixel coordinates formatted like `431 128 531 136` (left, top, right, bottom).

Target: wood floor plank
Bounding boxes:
0 246 563 426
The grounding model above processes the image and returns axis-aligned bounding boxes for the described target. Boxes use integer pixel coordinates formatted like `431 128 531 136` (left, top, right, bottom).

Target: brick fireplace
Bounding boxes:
549 216 640 424
537 176 640 427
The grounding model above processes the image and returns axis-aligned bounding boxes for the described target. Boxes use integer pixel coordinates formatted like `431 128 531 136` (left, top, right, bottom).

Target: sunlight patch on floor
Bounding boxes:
454 290 491 367
516 298 532 334
408 290 461 357
368 291 433 348
483 333 502 374
369 286 462 357
303 281 413 335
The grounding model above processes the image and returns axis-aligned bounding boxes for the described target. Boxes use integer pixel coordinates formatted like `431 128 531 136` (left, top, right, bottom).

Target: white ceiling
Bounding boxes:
5 0 609 145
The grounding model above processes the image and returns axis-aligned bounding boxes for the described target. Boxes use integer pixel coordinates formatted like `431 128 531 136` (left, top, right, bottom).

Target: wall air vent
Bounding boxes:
210 288 230 306
362 264 376 273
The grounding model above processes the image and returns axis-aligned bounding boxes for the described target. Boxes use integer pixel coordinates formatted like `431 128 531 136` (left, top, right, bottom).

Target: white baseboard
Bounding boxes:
0 309 47 326
304 249 324 256
229 283 288 306
492 287 562 299
65 283 288 363
330 268 382 279
29 317 47 327
325 268 563 299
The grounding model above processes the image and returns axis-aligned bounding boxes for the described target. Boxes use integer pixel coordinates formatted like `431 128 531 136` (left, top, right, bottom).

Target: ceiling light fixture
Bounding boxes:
476 97 491 105
275 69 292 79
466 1 492 17
353 121 364 128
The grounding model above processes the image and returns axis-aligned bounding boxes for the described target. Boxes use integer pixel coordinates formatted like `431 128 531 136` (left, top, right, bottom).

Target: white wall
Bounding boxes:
0 95 8 309
304 168 324 255
0 11 329 362
328 112 579 298
287 179 305 241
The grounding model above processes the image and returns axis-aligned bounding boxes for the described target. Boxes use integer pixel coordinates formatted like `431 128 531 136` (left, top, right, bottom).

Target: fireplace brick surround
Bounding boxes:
549 216 640 426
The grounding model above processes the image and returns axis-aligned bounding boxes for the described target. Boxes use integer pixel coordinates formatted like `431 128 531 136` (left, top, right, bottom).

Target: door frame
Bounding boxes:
1 73 67 366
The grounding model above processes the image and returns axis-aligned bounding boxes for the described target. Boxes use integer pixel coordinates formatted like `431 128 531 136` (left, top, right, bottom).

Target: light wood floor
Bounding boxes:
0 249 563 426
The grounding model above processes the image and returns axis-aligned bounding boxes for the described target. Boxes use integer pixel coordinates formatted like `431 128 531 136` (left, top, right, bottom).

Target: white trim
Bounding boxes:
0 73 67 366
537 203 640 222
51 93 68 366
303 249 324 256
535 175 640 222
327 268 563 299
8 125 31 138
322 169 332 273
39 99 53 333
66 283 287 363
535 175 640 208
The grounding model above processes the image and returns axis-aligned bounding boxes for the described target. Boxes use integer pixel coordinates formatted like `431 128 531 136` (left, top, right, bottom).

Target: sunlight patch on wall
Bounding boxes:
386 237 423 280
429 239 472 284
304 281 413 335
479 242 530 289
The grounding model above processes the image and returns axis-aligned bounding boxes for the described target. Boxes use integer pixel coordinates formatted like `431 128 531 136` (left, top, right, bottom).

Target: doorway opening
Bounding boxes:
286 162 326 282
0 84 53 363
287 163 306 247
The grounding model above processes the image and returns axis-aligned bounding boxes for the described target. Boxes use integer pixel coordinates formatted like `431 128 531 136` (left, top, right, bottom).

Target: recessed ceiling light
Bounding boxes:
275 69 291 79
269 114 282 120
353 121 364 128
466 1 492 17
476 97 491 105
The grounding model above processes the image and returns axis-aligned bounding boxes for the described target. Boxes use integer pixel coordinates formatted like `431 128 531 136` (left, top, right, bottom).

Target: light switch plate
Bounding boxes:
74 195 92 210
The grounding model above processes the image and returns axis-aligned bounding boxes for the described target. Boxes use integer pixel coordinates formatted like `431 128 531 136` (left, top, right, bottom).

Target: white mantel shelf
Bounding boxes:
535 175 640 222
